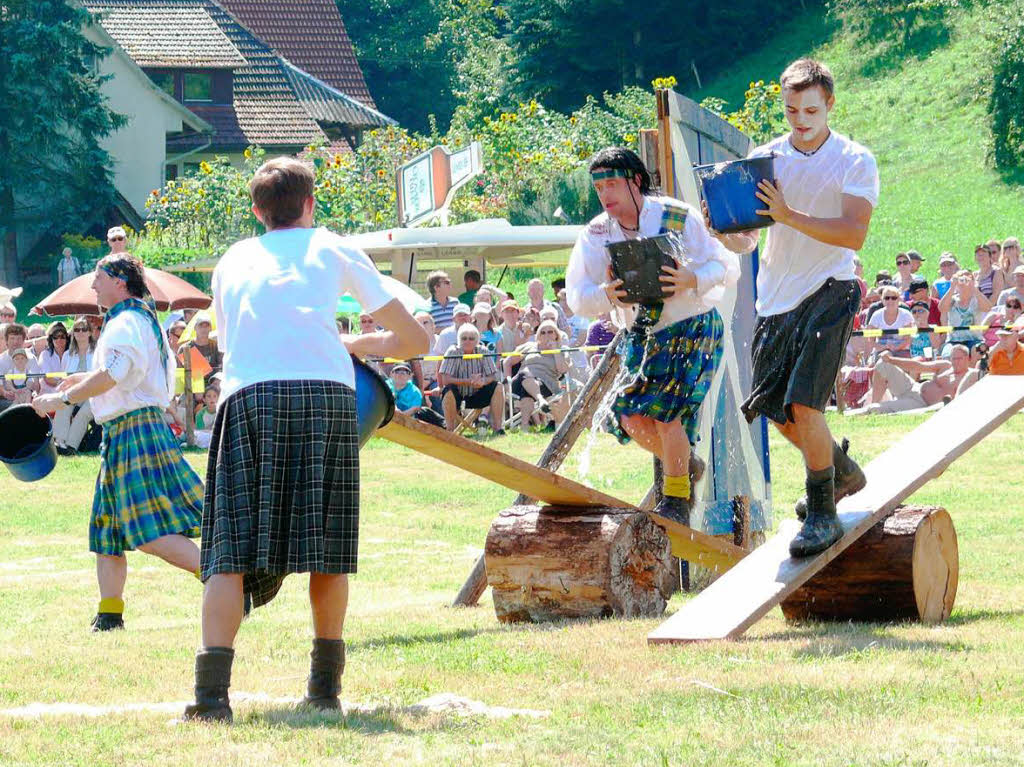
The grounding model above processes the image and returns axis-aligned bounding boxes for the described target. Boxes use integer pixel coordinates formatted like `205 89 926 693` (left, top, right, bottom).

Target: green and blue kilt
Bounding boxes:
610 308 724 445
89 406 203 556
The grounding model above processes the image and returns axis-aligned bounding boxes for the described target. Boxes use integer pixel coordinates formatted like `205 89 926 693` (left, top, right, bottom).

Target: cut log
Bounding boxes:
780 506 958 623
485 505 675 623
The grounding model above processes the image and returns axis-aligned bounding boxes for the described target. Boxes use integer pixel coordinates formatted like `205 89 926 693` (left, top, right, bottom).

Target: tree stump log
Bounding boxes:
485 505 675 623
781 506 958 623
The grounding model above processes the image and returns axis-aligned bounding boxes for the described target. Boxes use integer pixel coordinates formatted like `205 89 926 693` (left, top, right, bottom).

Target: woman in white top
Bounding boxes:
867 286 914 357
51 317 96 453
36 321 71 395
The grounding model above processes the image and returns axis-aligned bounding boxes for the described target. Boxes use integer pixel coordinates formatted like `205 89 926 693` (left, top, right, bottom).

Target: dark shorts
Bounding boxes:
510 374 554 400
200 380 359 608
443 381 497 409
742 277 861 425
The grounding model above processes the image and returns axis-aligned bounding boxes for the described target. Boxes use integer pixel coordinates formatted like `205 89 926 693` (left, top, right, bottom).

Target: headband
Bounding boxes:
100 260 136 282
590 168 633 181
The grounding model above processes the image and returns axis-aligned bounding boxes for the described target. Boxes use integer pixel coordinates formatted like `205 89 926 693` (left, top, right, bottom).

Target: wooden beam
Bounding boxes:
648 374 1024 644
647 511 746 573
378 410 630 508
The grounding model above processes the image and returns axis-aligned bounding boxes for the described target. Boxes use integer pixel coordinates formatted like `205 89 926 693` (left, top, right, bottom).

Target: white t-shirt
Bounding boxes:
566 195 740 333
868 307 914 348
749 131 880 316
212 227 394 405
92 311 175 423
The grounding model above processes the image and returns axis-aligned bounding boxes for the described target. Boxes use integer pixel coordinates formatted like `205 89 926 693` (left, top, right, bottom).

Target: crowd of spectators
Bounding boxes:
842 238 1024 415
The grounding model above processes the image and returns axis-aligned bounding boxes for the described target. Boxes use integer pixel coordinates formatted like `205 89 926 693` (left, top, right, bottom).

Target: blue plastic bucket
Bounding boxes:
353 357 395 448
0 405 58 482
695 153 776 233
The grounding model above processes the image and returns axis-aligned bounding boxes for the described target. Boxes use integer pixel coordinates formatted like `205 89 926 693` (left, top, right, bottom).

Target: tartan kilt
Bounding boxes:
200 380 359 608
610 309 724 445
90 407 203 556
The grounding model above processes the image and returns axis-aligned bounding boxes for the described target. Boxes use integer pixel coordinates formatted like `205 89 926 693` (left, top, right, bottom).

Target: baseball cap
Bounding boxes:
391 362 412 373
500 299 520 312
939 253 957 265
907 250 924 262
910 301 929 311
453 303 471 316
10 346 28 358
471 303 491 316
1013 265 1024 276
908 278 929 293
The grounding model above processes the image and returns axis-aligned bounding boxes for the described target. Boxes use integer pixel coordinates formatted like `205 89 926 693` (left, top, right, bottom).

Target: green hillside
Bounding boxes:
692 2 1024 278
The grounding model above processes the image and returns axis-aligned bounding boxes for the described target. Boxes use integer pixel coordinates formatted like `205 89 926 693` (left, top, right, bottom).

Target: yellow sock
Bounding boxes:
98 597 124 615
663 474 690 499
194 568 202 581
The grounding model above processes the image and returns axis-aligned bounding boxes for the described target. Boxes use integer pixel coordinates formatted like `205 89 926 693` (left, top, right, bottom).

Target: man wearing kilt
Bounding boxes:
184 157 429 722
724 58 879 557
566 147 740 524
33 254 203 631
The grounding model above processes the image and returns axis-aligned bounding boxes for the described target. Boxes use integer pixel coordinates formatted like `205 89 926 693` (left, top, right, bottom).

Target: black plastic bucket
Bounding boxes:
353 357 396 448
607 233 681 305
0 405 58 482
695 153 776 233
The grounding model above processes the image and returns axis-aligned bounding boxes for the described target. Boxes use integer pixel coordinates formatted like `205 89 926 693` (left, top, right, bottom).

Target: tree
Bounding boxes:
336 0 458 134
0 0 125 285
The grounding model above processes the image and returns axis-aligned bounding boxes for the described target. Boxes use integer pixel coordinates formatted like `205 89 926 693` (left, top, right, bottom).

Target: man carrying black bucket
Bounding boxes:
720 58 879 558
31 253 204 631
566 146 740 525
183 157 429 722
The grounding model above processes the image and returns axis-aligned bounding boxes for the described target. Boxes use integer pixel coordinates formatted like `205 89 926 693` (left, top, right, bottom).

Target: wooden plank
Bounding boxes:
648 375 1024 644
378 410 629 508
453 331 624 606
647 511 746 573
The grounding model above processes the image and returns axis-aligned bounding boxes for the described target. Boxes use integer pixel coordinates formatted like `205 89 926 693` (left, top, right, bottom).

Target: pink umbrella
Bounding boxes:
30 268 211 316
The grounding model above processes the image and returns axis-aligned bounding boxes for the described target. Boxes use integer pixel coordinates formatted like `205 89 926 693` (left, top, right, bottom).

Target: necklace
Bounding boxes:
791 130 830 157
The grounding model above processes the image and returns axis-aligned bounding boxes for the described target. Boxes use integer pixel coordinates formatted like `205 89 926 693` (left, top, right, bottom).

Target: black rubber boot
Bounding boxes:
651 494 691 527
789 471 844 558
301 639 345 711
795 438 866 521
90 613 124 632
183 647 234 723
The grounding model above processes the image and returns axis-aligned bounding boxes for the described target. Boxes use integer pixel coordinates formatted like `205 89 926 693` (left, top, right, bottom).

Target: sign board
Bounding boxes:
397 141 483 227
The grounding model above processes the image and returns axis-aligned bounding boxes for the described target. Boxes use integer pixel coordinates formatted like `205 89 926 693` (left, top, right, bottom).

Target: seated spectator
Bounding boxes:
3 346 37 405
974 243 1005 301
939 269 992 353
585 313 617 367
503 320 569 431
0 302 15 325
852 255 867 303
892 252 917 295
907 250 925 279
0 322 28 377
906 278 941 323
36 322 70 395
981 297 1022 347
526 278 568 333
908 301 939 359
998 237 1022 284
167 320 187 354
851 346 973 415
874 269 892 287
26 323 47 358
194 385 219 430
427 270 459 331
53 317 96 455
471 303 502 352
868 286 914 358
433 303 472 358
996 264 1024 306
85 314 103 345
387 362 443 427
497 300 527 353
358 313 378 334
932 253 958 299
988 316 1024 375
190 311 222 372
438 324 505 435
412 311 440 404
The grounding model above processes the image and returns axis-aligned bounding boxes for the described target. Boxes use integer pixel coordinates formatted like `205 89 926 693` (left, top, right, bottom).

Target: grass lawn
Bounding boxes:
1 412 1023 766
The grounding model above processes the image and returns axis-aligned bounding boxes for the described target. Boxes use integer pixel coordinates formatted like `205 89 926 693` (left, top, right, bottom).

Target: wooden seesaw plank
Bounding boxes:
648 374 1024 645
378 411 745 569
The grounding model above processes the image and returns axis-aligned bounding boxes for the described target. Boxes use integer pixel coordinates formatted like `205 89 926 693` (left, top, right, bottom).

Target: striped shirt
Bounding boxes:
430 297 459 331
438 343 498 397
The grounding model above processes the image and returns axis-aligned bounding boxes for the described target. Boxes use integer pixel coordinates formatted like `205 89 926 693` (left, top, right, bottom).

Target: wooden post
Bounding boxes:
182 342 195 447
452 330 625 607
656 89 675 197
638 129 661 190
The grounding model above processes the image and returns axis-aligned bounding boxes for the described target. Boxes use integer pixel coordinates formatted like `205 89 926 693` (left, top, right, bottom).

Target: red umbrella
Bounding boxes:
30 268 212 316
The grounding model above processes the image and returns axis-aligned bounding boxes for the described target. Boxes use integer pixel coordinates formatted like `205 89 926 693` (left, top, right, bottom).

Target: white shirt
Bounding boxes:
0 350 38 377
36 348 70 395
749 131 880 316
212 227 393 405
92 311 175 423
566 195 740 332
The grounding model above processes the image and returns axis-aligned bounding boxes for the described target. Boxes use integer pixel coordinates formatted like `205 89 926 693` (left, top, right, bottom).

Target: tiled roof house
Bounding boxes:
83 0 394 166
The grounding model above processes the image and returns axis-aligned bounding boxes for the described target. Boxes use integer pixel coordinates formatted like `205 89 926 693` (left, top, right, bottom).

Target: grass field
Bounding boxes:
1 412 1023 766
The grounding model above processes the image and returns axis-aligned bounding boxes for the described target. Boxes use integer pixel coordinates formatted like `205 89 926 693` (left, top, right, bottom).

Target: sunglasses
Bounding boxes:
895 260 910 266
1007 303 1022 309
911 308 928 314
51 333 68 339
73 327 90 332
108 236 125 242
883 296 900 301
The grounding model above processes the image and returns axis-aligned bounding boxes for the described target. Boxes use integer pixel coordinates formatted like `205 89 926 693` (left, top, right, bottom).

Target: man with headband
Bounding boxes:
566 146 740 526
33 253 203 631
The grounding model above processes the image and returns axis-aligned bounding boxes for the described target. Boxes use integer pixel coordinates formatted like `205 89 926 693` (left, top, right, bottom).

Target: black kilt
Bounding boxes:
200 379 359 608
742 277 861 425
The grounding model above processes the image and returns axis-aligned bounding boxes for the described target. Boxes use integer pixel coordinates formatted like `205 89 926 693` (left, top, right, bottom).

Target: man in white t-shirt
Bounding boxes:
184 157 429 723
33 254 203 632
721 58 880 558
